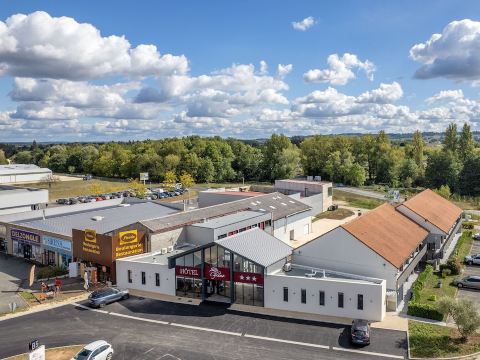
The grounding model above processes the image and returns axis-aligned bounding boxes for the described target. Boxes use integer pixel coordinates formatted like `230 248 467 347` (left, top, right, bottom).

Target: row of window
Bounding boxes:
217 220 271 240
283 287 364 310
127 270 161 287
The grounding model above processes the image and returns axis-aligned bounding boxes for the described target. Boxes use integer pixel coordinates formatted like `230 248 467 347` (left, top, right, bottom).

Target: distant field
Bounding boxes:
333 189 384 209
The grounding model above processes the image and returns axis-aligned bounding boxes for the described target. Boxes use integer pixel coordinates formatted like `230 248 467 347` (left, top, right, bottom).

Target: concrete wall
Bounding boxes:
0 188 48 215
273 212 312 243
296 194 324 217
150 228 187 252
275 180 333 213
0 171 52 184
293 227 398 289
264 273 386 321
116 259 176 296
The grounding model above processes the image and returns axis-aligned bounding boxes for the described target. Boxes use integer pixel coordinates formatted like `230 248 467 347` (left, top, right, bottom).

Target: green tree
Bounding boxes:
345 163 366 187
164 170 177 188
48 152 68 172
400 158 420 187
425 150 461 191
262 134 300 181
458 154 480 196
458 122 475 162
443 123 458 154
435 184 451 199
197 158 215 183
0 149 8 165
438 297 480 341
411 130 425 168
14 150 33 164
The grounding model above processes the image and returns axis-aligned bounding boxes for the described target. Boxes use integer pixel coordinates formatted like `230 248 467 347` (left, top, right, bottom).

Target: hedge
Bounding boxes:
407 302 444 321
411 264 434 301
36 265 68 280
462 222 474 229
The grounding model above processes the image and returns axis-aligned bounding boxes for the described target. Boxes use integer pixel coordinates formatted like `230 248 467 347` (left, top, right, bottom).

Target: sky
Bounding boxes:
0 0 480 141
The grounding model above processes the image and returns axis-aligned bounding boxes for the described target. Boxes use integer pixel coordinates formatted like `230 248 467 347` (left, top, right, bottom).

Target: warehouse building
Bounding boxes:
0 185 48 216
0 164 52 184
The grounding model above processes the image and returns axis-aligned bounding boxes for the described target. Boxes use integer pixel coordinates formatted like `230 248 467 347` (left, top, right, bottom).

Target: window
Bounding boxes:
155 273 160 287
301 289 306 304
283 287 288 302
328 187 333 197
141 271 146 285
338 292 344 308
127 270 132 283
357 294 364 310
319 291 325 306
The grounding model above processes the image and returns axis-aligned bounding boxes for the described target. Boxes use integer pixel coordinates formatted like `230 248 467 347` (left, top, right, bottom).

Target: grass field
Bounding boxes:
333 189 384 209
314 208 355 221
409 321 480 358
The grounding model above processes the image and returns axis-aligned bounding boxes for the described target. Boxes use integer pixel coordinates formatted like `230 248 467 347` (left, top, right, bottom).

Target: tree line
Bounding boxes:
0 124 479 196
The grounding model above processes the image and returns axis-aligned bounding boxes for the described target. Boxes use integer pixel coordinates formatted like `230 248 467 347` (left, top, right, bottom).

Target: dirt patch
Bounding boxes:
314 208 355 221
6 345 84 360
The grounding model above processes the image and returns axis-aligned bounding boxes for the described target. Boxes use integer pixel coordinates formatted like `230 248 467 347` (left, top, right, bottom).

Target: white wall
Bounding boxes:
274 212 312 243
0 188 48 215
293 227 398 289
264 273 386 321
116 259 176 296
150 228 186 252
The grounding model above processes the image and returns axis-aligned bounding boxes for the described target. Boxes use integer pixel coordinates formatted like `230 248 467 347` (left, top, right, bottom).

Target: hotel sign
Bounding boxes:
204 265 230 281
234 271 264 285
11 229 40 244
175 265 201 277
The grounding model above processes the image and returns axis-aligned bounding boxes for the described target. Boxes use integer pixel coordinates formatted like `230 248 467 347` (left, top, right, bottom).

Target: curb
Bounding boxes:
409 351 480 360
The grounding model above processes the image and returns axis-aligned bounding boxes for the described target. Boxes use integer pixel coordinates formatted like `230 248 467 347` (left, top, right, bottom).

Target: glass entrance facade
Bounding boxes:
174 244 264 307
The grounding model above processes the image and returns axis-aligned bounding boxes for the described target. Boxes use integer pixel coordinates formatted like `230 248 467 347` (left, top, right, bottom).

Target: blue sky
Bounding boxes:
0 0 479 141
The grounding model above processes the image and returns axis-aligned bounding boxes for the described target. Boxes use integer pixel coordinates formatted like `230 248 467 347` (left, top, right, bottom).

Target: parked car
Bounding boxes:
473 233 480 241
82 174 93 181
86 197 97 203
88 287 129 308
351 319 371 345
95 197 104 201
465 254 480 265
454 276 480 289
69 198 79 205
71 340 113 360
56 198 69 205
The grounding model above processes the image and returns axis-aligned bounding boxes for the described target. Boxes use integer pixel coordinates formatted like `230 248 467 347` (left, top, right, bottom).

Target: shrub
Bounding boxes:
445 258 462 275
407 302 444 321
462 222 474 230
36 265 68 280
438 297 480 341
441 268 451 278
410 265 434 301
428 295 437 302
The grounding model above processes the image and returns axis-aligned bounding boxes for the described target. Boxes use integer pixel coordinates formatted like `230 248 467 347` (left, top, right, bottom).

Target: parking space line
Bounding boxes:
331 346 404 359
109 311 169 325
72 302 109 314
170 322 242 336
243 334 329 349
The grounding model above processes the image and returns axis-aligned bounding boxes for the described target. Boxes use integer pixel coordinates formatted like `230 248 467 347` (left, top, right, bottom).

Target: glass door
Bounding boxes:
23 244 32 259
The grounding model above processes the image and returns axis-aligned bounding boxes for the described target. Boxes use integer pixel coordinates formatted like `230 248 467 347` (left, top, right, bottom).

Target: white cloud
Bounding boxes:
425 89 464 104
303 53 376 85
410 19 480 82
277 64 293 79
356 82 403 104
0 11 188 80
292 16 315 31
259 60 268 75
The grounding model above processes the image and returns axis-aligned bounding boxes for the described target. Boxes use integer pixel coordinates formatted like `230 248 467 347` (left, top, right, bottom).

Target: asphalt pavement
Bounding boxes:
0 296 407 360
458 239 480 311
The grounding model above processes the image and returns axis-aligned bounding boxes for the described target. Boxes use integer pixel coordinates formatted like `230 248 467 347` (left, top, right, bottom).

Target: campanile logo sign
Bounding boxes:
204 264 230 281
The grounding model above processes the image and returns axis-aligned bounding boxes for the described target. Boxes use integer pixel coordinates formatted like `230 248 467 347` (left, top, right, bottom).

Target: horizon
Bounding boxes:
0 1 480 141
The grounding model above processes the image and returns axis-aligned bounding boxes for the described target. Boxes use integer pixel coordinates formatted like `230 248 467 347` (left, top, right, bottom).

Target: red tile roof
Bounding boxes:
342 203 428 269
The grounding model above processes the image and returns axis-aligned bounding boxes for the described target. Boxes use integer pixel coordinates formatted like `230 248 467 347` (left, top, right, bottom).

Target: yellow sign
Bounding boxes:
118 229 138 246
84 229 97 243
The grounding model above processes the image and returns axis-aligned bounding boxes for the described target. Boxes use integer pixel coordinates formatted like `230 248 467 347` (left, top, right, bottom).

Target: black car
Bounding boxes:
351 319 370 345
69 198 79 205
56 198 69 205
83 174 93 181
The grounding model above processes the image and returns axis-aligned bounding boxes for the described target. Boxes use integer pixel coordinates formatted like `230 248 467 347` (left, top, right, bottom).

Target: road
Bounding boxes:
0 297 407 359
458 238 480 311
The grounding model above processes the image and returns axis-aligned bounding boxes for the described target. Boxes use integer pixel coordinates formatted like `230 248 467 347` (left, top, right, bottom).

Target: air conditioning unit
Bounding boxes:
167 246 174 253
283 262 292 272
161 248 167 254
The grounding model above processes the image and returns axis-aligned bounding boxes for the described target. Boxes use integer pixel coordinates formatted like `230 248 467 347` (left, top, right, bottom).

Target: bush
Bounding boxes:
36 265 68 280
462 222 474 230
446 258 462 275
438 297 480 340
411 265 434 301
407 302 444 321
428 295 437 301
441 268 452 278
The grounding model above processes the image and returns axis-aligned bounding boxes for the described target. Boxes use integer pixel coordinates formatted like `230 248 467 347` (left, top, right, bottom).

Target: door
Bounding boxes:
23 244 32 259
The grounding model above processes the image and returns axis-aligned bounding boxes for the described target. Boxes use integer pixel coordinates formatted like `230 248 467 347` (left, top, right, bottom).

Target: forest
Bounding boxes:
0 123 479 196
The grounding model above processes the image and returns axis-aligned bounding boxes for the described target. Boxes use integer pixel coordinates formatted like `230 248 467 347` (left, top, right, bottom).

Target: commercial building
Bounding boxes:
0 201 178 274
396 189 462 262
274 178 333 214
198 188 263 208
0 164 52 184
292 203 428 310
0 185 48 216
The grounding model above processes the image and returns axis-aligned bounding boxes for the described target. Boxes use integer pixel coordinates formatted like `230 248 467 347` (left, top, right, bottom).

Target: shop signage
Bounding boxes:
82 229 100 255
234 271 264 285
42 236 72 253
115 230 143 258
175 265 201 277
204 264 230 281
84 229 96 243
28 344 45 360
11 229 40 244
119 229 138 246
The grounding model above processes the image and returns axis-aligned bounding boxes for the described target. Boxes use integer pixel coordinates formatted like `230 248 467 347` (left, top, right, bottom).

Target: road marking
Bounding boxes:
72 302 109 314
109 311 169 325
243 334 329 349
331 346 404 359
170 322 242 336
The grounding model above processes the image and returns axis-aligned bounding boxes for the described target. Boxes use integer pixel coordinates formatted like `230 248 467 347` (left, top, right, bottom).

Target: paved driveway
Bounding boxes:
0 255 29 314
457 239 480 310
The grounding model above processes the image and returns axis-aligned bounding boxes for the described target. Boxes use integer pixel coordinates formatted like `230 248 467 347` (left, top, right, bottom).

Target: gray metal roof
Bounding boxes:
141 192 311 232
215 228 292 267
189 210 268 229
0 164 51 175
14 202 178 237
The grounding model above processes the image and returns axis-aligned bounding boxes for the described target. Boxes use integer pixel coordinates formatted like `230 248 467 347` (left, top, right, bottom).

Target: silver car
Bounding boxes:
454 276 480 289
88 287 129 308
465 254 480 265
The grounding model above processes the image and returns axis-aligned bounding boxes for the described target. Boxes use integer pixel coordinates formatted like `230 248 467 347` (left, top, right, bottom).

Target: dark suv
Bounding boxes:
351 319 370 345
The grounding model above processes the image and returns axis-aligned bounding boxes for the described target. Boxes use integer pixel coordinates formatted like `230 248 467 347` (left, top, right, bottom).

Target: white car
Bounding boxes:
72 340 113 360
465 254 480 265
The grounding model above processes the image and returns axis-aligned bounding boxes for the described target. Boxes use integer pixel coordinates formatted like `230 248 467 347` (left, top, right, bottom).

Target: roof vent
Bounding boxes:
91 216 104 221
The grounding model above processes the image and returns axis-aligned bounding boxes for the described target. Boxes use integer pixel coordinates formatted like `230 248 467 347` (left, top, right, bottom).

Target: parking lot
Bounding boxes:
0 256 28 314
457 238 480 310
